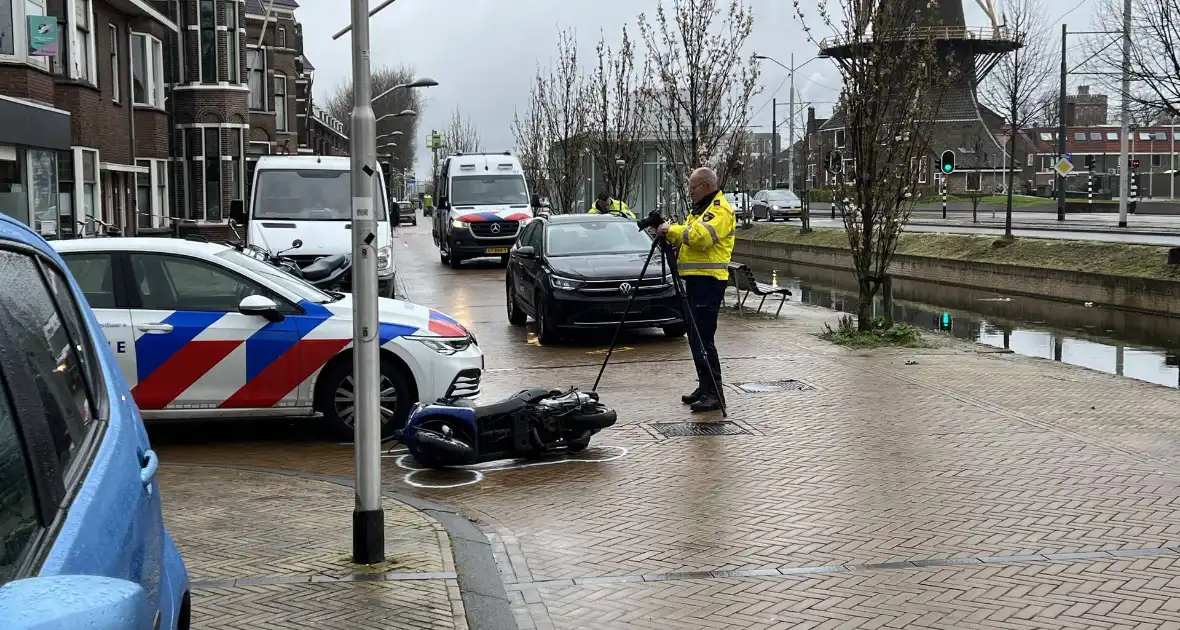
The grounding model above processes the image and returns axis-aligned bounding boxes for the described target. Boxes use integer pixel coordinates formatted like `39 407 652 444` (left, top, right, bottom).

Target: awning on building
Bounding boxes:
0 95 70 151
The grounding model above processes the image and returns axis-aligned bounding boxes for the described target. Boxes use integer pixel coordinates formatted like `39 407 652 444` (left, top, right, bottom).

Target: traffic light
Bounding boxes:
938 312 952 331
940 150 956 174
1131 158 1140 169
827 151 843 174
1085 155 1096 170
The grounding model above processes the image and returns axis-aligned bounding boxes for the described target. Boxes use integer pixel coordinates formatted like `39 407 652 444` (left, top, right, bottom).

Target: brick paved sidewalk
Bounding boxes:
158 466 473 629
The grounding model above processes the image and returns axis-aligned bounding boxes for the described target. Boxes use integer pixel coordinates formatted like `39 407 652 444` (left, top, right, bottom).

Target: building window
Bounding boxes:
226 0 240 83
1073 132 1086 142
1156 132 1168 141
1027 152 1035 167
135 159 152 226
57 151 73 233
51 17 69 75
966 171 981 192
274 74 288 131
74 0 95 83
918 156 928 184
230 129 243 201
246 49 266 110
204 128 221 221
28 150 57 238
108 24 119 102
184 129 199 218
834 129 846 148
1089 132 1102 141
1039 132 1052 141
134 159 168 229
78 149 98 235
1152 154 1164 168
131 33 164 107
0 146 27 225
1107 132 1119 140
277 25 285 47
1040 155 1055 172
0 1 13 56
199 0 216 83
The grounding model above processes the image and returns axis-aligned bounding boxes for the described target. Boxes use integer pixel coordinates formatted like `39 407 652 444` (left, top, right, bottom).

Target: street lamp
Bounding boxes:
376 109 416 124
372 78 439 104
377 130 403 142
754 53 821 190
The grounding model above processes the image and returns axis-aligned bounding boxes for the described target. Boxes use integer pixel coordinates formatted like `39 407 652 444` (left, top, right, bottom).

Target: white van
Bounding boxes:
233 155 396 297
431 152 540 269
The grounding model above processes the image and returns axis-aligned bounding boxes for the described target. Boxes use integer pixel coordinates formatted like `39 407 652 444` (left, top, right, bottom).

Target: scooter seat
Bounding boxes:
301 254 347 281
466 388 556 422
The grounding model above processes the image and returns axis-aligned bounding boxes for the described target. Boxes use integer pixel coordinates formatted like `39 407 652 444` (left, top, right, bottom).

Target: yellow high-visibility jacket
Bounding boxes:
665 190 736 281
588 200 636 220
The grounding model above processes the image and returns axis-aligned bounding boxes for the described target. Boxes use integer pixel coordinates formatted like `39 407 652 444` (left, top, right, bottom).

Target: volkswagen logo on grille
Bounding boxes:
618 282 634 295
490 223 502 234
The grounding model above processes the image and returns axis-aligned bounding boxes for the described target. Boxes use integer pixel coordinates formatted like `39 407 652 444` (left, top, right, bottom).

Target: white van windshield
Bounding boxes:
451 174 529 206
253 169 388 221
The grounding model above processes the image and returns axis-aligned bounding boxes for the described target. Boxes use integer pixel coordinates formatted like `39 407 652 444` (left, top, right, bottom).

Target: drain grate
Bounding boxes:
735 379 814 393
652 421 750 437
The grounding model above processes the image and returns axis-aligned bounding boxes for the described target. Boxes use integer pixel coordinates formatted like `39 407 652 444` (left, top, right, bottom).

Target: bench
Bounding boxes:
727 262 793 318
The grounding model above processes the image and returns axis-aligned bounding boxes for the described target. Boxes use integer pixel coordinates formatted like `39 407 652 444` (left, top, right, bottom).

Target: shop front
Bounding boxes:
0 95 72 238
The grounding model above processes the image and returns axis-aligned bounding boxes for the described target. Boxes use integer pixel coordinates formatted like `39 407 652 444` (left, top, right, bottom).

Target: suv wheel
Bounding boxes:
535 291 559 345
507 275 527 325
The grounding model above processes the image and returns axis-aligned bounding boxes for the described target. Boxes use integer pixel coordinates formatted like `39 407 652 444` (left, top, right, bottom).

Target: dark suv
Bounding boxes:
505 215 686 344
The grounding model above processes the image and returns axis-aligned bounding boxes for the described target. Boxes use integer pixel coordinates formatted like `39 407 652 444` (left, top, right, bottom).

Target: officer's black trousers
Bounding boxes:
682 275 726 394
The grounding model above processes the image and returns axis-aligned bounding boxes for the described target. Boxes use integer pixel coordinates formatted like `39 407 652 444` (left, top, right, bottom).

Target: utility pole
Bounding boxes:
1057 23 1068 222
347 0 383 564
1118 0 1132 228
770 99 777 187
788 53 796 191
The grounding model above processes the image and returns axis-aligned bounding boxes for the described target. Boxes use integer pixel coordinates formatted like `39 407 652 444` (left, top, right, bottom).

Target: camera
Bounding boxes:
636 210 664 231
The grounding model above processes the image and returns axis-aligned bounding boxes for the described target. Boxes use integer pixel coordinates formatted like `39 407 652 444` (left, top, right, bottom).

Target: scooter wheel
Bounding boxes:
568 404 617 430
413 429 476 465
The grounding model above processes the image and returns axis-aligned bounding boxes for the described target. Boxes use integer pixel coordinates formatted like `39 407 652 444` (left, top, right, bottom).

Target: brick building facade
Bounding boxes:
0 0 343 238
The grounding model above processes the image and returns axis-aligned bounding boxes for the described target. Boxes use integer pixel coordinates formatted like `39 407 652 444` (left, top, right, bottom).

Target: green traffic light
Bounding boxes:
941 313 951 326
942 164 952 173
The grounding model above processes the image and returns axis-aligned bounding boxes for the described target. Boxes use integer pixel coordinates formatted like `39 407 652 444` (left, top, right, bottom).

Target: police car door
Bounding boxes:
125 252 301 411
60 251 136 380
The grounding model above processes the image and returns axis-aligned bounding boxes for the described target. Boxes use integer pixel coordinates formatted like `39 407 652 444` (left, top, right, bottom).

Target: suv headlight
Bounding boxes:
407 335 473 356
550 275 584 290
377 245 393 272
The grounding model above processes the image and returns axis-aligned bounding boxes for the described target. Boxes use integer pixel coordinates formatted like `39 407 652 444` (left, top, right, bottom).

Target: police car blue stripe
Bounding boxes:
244 300 334 382
380 322 419 344
136 311 226 382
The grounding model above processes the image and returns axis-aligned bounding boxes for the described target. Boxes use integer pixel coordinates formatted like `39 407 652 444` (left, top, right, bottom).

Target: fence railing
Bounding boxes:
819 25 1017 50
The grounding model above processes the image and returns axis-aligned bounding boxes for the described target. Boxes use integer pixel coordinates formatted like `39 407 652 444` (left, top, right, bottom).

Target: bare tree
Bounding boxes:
980 0 1053 236
512 83 551 205
638 0 761 216
325 65 422 174
588 26 650 207
532 29 591 214
1086 0 1180 120
445 106 482 154
795 0 948 331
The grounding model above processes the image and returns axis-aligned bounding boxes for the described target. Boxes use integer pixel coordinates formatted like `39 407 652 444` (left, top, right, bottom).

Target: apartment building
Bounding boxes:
0 0 176 238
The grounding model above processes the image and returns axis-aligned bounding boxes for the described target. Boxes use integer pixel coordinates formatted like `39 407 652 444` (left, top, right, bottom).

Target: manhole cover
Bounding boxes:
736 379 814 393
652 421 750 437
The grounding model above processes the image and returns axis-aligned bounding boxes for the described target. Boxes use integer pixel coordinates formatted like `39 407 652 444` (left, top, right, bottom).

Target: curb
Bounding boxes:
163 462 517 630
905 220 1180 238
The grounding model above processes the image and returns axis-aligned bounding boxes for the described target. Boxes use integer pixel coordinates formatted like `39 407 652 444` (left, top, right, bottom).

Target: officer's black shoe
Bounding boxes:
682 387 705 405
690 393 722 413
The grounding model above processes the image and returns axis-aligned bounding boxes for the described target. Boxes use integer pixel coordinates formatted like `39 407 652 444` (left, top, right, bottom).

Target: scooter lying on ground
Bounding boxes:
396 388 617 467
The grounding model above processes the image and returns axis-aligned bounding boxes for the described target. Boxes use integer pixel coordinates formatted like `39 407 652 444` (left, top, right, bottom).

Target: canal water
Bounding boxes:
736 257 1180 389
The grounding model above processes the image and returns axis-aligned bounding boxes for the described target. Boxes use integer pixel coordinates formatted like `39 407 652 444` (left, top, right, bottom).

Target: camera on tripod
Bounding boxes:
636 210 664 231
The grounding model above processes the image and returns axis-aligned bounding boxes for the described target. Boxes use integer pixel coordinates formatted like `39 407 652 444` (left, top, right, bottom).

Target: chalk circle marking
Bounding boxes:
395 445 629 489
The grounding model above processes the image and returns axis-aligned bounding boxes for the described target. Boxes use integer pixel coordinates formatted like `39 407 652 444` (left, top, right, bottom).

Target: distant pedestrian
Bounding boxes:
656 167 735 413
588 191 636 220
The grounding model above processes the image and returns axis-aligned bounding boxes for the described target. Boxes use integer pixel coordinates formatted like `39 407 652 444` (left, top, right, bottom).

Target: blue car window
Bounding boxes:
0 321 43 588
42 261 106 423
0 251 95 471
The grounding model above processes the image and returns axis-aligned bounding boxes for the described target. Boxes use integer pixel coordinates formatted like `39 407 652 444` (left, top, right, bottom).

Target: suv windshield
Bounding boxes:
450 175 529 206
765 190 799 203
545 221 653 257
214 248 337 304
253 169 388 221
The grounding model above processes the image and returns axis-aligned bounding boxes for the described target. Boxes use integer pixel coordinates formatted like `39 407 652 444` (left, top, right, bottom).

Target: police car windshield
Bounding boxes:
215 248 337 303
544 221 653 257
450 175 528 206
253 169 388 221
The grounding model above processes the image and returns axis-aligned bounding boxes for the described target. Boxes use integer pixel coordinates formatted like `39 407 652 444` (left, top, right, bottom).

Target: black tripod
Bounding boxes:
591 230 727 417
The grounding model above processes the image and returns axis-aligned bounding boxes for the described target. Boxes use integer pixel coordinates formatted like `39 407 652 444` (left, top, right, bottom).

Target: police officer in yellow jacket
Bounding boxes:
588 191 636 220
657 167 735 412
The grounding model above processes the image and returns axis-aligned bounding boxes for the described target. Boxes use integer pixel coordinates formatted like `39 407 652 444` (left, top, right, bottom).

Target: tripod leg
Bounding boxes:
591 238 662 392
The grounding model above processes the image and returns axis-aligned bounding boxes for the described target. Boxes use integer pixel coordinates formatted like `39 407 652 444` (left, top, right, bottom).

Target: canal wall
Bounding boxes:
735 236 1180 318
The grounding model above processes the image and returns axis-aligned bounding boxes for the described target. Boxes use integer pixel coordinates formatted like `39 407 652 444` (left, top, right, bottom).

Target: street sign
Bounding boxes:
1053 157 1074 177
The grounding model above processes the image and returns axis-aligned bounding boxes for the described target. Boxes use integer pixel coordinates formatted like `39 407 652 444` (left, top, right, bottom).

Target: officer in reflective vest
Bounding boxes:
588 191 636 220
657 167 735 412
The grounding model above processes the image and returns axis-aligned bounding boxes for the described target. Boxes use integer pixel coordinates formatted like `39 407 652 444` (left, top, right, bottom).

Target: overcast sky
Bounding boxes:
299 0 1097 177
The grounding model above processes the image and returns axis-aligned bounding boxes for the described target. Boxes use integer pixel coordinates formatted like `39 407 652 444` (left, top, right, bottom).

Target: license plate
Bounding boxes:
485 248 509 254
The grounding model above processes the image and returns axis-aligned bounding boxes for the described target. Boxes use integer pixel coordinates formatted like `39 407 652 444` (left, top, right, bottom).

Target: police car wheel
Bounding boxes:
318 355 412 441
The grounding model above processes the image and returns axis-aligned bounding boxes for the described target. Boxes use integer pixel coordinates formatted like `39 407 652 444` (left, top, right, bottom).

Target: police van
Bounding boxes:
431 152 540 269
231 155 397 297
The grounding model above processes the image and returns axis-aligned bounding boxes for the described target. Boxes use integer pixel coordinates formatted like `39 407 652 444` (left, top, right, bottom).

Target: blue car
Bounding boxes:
0 215 189 630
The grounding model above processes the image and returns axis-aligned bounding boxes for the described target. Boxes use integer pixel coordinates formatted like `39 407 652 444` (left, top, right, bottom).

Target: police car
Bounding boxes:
51 237 483 440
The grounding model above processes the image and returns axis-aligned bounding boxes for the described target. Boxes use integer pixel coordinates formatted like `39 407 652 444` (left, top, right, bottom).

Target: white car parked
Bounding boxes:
52 237 483 440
